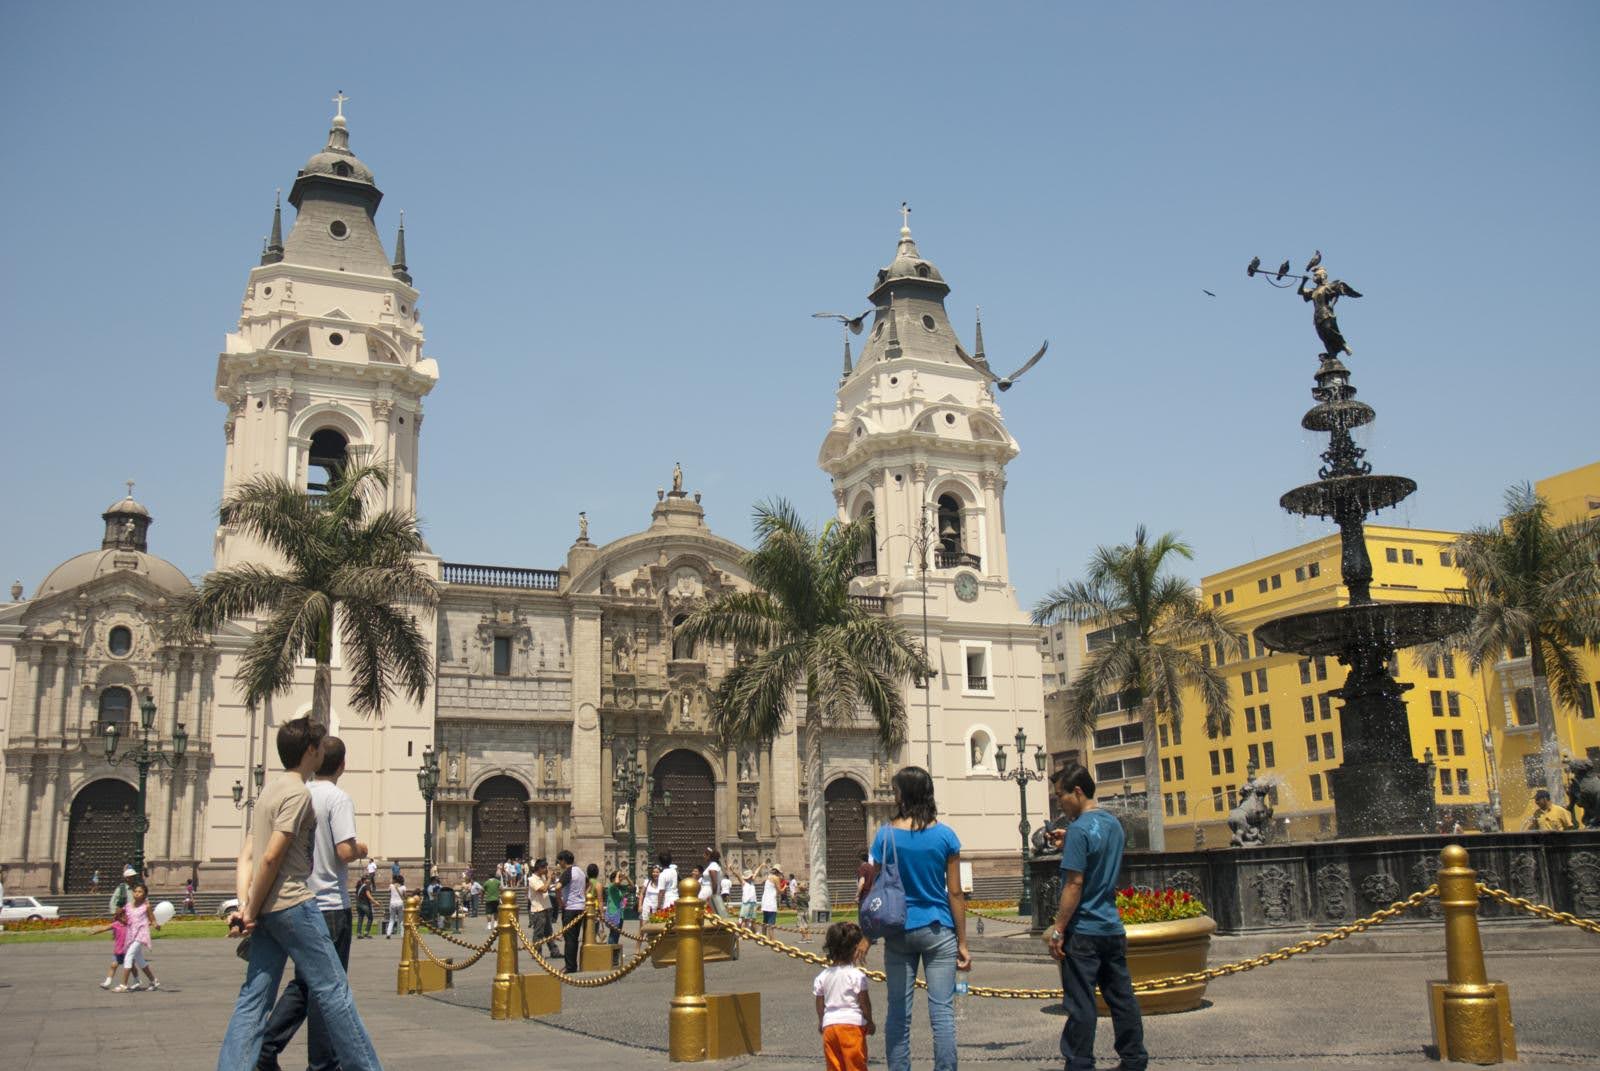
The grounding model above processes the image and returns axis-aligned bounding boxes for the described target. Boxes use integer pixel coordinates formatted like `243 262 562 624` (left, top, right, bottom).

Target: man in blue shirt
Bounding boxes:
1043 762 1145 1071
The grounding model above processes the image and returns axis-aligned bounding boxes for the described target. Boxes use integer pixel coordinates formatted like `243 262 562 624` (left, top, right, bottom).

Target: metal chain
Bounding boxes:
406 925 495 972
969 908 1032 926
1477 883 1600 936
513 917 672 987
710 887 1440 999
417 921 498 953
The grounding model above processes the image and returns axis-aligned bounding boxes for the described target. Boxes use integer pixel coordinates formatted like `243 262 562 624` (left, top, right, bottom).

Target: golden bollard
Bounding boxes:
669 875 709 1062
395 894 422 994
1428 844 1515 1064
585 885 601 946
490 887 523 1020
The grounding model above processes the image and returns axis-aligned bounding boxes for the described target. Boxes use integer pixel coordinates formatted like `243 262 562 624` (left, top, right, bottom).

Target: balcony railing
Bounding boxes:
936 549 981 570
850 594 887 614
966 675 989 690
442 562 561 590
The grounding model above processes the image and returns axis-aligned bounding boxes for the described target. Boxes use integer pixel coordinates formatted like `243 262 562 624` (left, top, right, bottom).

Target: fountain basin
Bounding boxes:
1302 398 1374 432
1256 601 1475 658
1279 474 1416 518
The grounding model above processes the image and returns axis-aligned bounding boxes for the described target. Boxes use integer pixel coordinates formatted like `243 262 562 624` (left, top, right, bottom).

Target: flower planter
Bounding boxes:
1096 914 1216 1016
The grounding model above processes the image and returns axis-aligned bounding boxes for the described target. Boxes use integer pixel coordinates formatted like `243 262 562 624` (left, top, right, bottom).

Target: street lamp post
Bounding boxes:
880 504 941 771
994 727 1047 917
612 753 649 887
103 692 188 878
231 763 266 813
417 745 440 884
1446 689 1502 831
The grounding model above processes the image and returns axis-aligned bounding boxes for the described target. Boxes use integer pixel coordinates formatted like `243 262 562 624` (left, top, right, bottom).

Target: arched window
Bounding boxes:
854 502 877 576
307 428 349 495
671 614 696 661
98 686 132 732
937 494 964 556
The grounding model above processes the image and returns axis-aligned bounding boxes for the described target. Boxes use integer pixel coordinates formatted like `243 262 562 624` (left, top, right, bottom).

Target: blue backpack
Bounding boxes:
859 826 907 940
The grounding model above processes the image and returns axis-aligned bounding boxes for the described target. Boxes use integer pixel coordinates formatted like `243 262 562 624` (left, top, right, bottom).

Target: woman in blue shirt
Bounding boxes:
869 766 971 1071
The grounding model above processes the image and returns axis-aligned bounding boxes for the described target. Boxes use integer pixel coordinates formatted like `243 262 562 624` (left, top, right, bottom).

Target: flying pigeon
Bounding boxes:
1305 250 1322 273
812 308 886 335
954 340 1049 392
1202 289 1216 297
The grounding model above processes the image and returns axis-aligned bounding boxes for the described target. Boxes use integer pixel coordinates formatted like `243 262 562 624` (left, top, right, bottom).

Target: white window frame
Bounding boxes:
960 640 994 697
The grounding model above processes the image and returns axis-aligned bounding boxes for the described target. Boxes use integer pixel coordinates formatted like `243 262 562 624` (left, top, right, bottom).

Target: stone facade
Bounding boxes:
0 110 1046 895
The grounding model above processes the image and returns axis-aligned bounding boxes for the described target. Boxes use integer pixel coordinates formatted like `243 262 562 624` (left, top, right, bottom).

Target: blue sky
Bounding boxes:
2 3 1596 606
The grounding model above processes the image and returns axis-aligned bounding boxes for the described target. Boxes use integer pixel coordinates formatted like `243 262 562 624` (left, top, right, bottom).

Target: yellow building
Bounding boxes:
1487 460 1600 829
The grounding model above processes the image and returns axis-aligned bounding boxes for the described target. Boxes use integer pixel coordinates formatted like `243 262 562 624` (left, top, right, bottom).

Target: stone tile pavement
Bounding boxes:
0 931 1593 1069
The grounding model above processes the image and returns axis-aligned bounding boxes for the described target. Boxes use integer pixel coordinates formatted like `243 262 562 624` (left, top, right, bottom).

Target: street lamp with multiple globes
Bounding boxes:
612 753 654 887
417 745 440 883
993 726 1047 916
103 692 188 878
1445 689 1502 831
231 763 266 812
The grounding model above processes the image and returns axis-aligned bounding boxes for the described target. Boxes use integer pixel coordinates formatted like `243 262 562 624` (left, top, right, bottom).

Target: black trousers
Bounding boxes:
257 907 352 1071
1059 931 1146 1071
561 907 583 972
355 903 373 936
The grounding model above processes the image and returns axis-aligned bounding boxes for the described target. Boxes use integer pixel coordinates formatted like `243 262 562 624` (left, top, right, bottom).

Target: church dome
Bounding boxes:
297 147 376 186
870 224 949 301
37 548 192 599
102 495 150 518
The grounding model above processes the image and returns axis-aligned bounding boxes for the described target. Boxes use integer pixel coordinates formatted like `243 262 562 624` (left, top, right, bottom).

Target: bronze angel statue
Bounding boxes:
1299 264 1361 360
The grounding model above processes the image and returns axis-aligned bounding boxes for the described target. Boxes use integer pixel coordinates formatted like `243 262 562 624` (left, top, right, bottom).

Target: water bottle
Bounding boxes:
953 968 970 1021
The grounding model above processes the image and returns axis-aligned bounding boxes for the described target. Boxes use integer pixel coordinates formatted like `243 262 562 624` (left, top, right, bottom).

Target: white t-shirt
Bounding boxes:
659 865 680 908
703 860 722 895
741 880 757 905
697 878 713 901
720 876 732 899
761 877 779 913
307 779 359 911
389 883 406 909
527 874 548 914
640 879 660 917
813 964 868 1028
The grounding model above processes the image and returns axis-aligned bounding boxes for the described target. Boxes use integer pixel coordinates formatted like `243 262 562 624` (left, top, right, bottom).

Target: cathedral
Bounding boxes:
0 105 1044 897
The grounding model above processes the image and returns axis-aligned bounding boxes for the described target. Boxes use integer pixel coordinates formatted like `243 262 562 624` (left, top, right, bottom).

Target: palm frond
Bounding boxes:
184 566 306 632
340 599 434 714
219 476 327 567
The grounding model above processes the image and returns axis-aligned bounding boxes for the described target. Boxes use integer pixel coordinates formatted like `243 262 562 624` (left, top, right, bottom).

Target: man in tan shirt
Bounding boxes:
215 717 382 1071
1525 788 1576 832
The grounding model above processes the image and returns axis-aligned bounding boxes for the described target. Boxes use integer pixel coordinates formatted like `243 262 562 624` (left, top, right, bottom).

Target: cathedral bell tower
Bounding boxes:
215 97 439 570
818 215 1044 859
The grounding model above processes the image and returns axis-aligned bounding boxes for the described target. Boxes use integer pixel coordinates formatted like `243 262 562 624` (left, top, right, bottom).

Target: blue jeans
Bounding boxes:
216 899 382 1071
1059 931 1146 1071
883 922 958 1071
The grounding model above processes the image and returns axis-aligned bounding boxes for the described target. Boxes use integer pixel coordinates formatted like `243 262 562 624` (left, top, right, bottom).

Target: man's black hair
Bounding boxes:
276 716 327 769
1050 761 1096 798
557 849 575 865
315 735 347 778
658 850 673 866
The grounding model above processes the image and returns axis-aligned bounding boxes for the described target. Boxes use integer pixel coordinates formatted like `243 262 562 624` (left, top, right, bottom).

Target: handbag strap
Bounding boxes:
881 823 900 871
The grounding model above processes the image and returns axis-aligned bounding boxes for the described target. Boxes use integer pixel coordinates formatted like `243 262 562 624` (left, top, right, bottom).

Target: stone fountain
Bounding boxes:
1254 345 1474 835
1024 255 1600 935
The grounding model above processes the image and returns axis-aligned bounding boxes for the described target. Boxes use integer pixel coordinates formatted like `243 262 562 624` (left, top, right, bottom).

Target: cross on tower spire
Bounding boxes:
332 90 349 120
125 480 135 498
900 201 912 232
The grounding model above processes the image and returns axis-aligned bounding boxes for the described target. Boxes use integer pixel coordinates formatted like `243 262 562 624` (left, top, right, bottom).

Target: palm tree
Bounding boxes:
675 499 926 918
1433 483 1600 798
184 462 436 724
1033 526 1243 851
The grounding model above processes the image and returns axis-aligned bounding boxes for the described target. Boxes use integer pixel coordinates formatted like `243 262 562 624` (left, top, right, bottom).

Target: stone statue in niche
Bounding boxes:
739 799 754 831
613 633 633 672
679 693 694 727
971 736 985 768
543 755 558 785
614 801 629 832
738 750 755 782
448 754 461 784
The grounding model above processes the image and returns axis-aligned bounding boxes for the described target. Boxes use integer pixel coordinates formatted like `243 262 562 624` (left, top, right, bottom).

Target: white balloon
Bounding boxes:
152 900 176 926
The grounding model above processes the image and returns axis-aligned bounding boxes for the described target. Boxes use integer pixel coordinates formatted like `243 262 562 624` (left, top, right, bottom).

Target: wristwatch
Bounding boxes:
1047 929 1062 942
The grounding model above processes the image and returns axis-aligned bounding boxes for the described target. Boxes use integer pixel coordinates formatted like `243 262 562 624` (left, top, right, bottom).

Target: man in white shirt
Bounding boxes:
657 851 680 910
255 736 366 1071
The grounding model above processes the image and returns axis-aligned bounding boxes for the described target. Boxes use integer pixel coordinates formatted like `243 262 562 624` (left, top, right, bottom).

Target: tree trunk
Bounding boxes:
804 688 830 920
1142 704 1165 852
312 613 333 727
1529 639 1566 798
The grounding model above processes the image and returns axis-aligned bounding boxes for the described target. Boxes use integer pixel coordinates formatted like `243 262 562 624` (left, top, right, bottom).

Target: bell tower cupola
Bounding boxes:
215 96 440 570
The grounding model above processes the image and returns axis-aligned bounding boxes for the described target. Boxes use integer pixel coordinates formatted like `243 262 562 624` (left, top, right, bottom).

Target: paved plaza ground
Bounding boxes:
1 929 1594 1069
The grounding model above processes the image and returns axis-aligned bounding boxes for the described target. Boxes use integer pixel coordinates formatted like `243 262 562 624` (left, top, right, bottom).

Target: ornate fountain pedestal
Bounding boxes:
1254 355 1473 837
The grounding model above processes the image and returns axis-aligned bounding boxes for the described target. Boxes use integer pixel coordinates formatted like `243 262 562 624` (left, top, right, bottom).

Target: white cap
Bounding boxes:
123 867 137 877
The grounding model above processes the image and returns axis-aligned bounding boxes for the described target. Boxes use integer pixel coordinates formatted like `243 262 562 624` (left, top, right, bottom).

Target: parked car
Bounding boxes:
1 896 61 922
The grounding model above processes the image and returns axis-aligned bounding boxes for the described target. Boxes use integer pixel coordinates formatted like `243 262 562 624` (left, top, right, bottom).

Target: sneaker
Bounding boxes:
150 981 161 991
127 982 144 992
99 978 112 990
112 985 128 993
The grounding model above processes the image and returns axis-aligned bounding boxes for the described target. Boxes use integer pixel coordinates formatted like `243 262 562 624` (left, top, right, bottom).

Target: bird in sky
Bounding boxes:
1202 289 1216 297
812 308 885 335
1305 250 1323 272
954 339 1049 392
